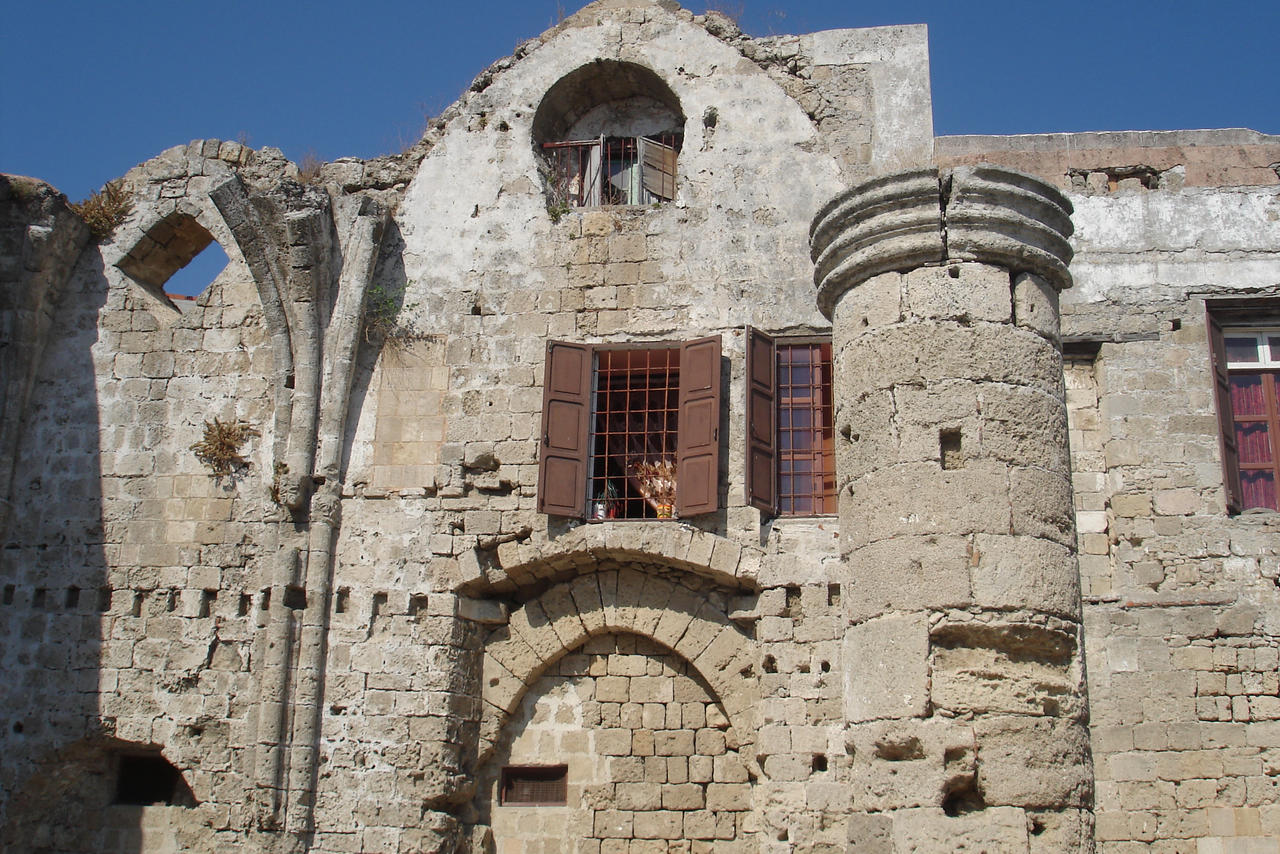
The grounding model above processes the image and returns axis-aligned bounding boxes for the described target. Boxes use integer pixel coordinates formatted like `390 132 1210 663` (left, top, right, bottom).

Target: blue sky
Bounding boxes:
3 0 1277 204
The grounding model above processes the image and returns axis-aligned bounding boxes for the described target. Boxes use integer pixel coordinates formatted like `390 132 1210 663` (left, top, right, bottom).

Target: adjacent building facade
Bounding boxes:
1 1 1278 852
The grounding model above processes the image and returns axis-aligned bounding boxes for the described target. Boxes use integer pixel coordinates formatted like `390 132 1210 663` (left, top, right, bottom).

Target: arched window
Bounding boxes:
533 61 685 209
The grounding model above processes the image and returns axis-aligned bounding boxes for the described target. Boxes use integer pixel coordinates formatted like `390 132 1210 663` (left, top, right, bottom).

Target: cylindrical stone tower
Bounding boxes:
810 166 1094 852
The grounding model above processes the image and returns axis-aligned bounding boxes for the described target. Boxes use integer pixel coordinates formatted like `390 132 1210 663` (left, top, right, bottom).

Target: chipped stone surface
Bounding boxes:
1 1 1279 852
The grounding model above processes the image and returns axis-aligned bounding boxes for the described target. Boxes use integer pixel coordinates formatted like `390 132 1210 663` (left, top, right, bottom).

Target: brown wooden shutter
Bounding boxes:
1207 309 1242 513
641 137 678 201
538 341 593 517
745 327 777 513
676 335 722 517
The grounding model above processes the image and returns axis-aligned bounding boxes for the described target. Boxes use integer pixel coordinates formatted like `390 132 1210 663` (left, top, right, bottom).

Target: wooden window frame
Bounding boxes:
745 328 837 516
1207 300 1280 513
542 133 681 210
537 336 722 520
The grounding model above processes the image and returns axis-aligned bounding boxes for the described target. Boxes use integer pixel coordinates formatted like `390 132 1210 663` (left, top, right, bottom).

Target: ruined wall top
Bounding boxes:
810 165 1075 317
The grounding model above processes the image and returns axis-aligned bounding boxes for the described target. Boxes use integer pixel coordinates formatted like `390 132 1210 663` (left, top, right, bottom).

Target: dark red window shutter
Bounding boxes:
745 327 777 513
538 341 593 517
676 335 722 517
1207 309 1242 513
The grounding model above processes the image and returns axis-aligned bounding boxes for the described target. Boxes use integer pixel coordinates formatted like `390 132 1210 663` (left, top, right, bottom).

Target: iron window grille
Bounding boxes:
543 133 681 209
499 765 568 806
538 337 721 519
746 329 837 516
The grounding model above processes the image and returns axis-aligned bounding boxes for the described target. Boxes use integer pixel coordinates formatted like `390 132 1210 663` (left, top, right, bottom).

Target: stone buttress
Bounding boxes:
810 166 1096 852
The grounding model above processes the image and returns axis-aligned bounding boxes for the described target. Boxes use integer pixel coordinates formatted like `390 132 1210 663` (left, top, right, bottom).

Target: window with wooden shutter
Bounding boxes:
1208 305 1280 512
676 335 722 517
539 337 723 519
746 327 777 512
542 133 681 209
538 341 593 517
744 331 837 516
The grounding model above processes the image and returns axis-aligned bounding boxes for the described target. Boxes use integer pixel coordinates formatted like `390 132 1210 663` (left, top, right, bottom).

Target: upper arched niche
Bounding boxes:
532 60 684 144
533 60 686 208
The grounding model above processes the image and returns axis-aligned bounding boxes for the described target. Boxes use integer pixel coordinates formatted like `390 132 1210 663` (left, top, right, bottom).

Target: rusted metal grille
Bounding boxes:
543 133 680 208
590 347 680 519
777 342 836 515
500 765 568 806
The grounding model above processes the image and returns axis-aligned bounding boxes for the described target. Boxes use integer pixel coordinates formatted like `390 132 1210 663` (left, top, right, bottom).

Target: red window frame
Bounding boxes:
745 329 837 516
1223 328 1280 511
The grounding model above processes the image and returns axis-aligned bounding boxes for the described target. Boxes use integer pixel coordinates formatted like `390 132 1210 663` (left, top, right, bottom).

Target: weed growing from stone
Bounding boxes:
71 180 133 240
191 418 259 476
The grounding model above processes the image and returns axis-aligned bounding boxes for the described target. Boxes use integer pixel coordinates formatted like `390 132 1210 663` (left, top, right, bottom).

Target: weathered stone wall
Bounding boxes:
482 633 752 854
1055 158 1280 852
2 1 1279 853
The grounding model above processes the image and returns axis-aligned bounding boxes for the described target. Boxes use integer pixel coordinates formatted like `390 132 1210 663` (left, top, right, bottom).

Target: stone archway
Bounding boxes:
472 565 762 853
479 629 757 854
478 566 760 761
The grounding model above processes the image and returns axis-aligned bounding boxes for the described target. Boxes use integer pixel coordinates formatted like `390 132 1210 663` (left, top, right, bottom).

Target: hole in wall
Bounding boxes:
130 592 144 617
783 585 801 618
13 721 24 734
284 586 307 611
260 589 271 611
165 590 177 612
827 583 840 607
940 429 964 470
98 587 112 611
33 588 46 609
409 594 430 616
116 213 230 315
335 588 349 614
237 594 251 617
762 655 777 673
114 753 197 807
874 736 924 761
3 585 14 605
372 592 388 618
820 660 830 673
811 754 827 772
64 587 80 609
198 590 216 618
941 777 985 817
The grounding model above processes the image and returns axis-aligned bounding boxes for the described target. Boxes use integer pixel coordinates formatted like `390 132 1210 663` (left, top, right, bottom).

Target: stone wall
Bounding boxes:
1 1 1279 852
1056 161 1280 852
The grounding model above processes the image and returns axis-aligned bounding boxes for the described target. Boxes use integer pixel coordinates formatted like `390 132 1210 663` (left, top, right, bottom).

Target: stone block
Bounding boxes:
844 612 929 722
902 263 1011 323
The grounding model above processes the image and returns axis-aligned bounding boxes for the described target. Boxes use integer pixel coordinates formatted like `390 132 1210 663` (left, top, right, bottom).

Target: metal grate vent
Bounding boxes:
500 765 568 806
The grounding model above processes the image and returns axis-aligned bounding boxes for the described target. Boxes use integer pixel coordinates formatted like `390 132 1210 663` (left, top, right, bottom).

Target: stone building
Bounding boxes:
1 1 1278 852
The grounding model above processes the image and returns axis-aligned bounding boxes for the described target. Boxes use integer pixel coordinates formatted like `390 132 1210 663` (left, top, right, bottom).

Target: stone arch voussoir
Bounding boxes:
462 523 763 594
479 567 760 764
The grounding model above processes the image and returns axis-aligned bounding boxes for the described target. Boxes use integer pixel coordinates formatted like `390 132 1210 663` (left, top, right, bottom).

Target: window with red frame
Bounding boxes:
746 329 837 516
1216 324 1280 511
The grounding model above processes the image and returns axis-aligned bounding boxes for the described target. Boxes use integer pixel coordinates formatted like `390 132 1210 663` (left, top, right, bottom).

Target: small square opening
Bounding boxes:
500 765 568 806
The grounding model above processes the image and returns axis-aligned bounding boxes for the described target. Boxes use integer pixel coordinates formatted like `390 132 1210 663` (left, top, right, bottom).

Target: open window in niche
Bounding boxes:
533 61 685 210
116 212 230 317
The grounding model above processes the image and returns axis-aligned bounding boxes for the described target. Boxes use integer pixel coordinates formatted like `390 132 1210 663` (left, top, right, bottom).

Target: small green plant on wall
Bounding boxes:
364 280 430 348
191 418 259 477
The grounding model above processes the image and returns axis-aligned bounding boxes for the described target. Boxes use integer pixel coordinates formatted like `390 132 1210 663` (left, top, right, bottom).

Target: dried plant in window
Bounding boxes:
629 459 677 515
70 180 133 240
191 418 260 476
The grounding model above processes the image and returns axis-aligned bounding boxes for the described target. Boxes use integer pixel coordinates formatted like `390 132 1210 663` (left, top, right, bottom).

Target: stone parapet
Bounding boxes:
810 165 1074 317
